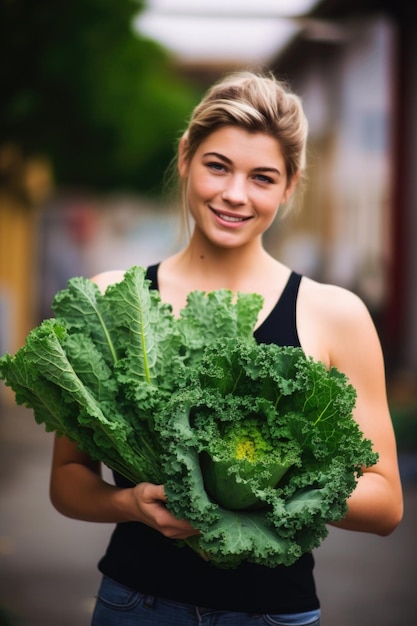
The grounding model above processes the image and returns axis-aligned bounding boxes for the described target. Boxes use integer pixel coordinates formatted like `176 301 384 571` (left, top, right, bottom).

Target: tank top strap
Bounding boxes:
145 264 159 290
282 271 303 311
254 271 302 348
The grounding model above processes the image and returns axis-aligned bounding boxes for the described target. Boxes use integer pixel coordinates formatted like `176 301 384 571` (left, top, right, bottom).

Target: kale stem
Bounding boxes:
231 367 243 395
313 399 335 425
93 303 118 365
183 536 211 561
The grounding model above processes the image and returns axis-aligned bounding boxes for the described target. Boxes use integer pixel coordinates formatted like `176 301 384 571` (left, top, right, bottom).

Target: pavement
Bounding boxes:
0 402 416 626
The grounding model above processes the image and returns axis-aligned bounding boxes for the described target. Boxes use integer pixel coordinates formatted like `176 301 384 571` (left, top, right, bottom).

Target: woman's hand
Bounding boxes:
50 434 198 538
129 482 199 539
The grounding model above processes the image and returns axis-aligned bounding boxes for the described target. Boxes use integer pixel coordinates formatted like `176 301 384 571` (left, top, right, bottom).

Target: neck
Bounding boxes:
175 233 273 291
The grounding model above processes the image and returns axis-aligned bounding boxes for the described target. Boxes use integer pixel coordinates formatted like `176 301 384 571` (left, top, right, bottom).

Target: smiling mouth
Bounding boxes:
211 208 252 223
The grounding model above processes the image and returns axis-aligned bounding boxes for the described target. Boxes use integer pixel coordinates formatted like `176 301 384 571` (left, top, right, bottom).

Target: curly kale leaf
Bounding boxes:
158 338 378 568
176 289 263 366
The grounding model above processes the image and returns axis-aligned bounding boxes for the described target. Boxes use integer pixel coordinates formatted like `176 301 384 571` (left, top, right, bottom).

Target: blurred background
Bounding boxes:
0 0 416 624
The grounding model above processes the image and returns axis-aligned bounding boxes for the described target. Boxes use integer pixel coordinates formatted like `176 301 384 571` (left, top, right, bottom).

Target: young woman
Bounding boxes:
50 71 403 626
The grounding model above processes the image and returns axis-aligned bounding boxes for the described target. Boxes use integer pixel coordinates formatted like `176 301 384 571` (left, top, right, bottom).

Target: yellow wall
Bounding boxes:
0 148 52 403
0 191 38 355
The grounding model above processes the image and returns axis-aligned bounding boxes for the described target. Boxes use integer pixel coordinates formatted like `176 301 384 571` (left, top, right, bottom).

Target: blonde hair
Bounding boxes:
182 70 308 181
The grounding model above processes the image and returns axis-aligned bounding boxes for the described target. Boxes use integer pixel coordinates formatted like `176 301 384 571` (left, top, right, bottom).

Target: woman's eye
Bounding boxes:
254 174 274 184
207 161 226 172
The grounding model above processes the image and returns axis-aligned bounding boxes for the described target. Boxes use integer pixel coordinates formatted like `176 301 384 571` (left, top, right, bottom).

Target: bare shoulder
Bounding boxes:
90 270 126 293
301 276 371 322
297 276 379 367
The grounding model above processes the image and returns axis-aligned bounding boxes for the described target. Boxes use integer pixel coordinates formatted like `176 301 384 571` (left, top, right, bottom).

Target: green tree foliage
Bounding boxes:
0 0 199 193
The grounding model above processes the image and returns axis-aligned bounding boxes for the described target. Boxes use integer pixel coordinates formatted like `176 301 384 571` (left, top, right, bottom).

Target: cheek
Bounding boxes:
262 208 279 229
257 199 281 231
187 174 218 204
256 193 280 217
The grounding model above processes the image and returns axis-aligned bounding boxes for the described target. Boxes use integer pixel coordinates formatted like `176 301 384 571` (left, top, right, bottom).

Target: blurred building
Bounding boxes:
269 0 415 376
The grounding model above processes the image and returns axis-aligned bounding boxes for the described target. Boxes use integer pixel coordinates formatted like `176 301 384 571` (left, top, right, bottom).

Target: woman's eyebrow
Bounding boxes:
252 166 282 176
203 151 231 163
203 152 282 176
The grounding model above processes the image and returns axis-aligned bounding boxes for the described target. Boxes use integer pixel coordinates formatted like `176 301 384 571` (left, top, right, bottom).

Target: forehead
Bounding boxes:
195 126 285 164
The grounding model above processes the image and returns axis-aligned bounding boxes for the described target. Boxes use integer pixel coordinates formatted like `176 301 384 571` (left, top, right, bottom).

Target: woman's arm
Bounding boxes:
322 287 403 535
49 434 198 539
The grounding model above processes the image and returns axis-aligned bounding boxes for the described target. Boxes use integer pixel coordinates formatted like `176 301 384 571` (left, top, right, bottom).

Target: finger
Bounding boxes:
153 484 167 501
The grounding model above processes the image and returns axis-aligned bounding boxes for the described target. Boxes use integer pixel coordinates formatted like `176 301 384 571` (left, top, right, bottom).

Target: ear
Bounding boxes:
282 170 301 204
178 133 190 178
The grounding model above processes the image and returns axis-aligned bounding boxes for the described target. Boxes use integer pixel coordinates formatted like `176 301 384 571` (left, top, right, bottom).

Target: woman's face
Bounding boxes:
179 125 298 250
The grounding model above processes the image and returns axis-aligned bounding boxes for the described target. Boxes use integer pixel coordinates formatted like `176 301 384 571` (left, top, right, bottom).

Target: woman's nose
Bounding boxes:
221 175 247 205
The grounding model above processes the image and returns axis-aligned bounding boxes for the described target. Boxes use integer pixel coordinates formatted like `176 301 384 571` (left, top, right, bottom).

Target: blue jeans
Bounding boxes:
91 576 321 626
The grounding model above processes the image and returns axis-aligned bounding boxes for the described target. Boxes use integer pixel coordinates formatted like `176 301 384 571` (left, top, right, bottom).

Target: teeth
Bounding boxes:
218 213 246 222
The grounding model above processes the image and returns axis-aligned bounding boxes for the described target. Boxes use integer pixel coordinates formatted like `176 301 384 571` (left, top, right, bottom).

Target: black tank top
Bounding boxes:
97 264 319 614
